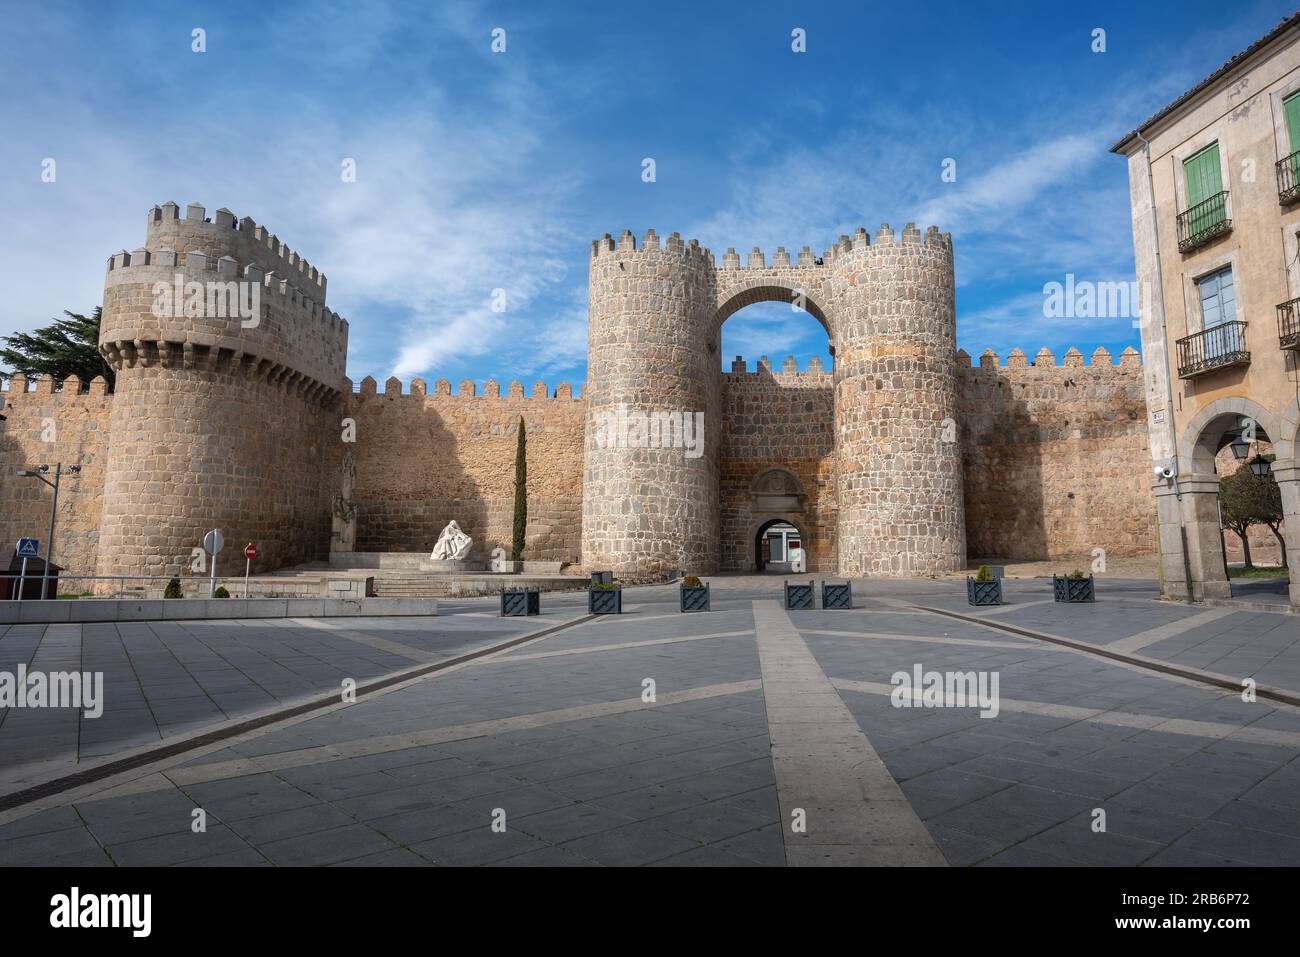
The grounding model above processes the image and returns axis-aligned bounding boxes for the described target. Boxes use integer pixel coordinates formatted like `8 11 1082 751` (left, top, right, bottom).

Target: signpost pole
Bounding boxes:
17 556 28 603
202 529 225 599
41 464 61 600
242 543 256 598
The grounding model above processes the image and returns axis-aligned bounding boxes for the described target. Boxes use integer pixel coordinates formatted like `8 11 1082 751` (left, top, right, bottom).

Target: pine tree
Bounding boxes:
0 308 114 390
511 416 527 563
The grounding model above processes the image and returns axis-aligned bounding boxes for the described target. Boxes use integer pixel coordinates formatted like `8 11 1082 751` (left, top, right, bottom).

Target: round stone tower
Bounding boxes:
96 201 348 580
827 223 964 576
582 229 720 578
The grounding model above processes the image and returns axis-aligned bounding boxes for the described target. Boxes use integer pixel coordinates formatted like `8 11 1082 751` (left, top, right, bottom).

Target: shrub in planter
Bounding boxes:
164 578 183 599
966 565 1003 606
1053 569 1095 603
588 581 622 614
213 586 230 598
680 576 710 612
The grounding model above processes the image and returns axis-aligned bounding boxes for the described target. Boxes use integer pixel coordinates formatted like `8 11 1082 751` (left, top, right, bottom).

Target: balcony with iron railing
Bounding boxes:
1176 320 1249 378
1176 190 1232 253
1278 151 1300 205
1279 297 1300 351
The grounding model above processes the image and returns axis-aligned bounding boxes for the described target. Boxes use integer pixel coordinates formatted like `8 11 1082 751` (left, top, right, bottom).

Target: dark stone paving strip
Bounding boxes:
913 604 1300 708
0 614 595 814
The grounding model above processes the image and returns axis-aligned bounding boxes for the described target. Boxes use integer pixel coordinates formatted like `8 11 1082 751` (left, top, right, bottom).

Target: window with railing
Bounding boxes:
1277 151 1300 204
1279 296 1300 350
1177 191 1231 252
1176 320 1249 378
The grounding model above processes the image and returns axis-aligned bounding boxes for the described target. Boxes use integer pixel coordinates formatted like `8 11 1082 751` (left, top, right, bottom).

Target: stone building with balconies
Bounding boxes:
1113 12 1300 608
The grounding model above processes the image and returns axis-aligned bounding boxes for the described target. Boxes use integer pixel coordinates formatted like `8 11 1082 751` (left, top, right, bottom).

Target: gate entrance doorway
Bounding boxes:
756 520 802 573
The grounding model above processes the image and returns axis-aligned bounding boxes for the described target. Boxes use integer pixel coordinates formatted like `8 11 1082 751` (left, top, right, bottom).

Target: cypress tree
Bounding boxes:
511 416 527 562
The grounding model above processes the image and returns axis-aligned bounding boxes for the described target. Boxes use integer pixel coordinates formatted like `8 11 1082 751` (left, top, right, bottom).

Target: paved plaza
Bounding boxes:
0 576 1298 866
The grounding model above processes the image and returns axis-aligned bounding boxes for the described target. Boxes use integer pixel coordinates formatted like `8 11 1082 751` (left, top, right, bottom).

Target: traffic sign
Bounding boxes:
16 538 39 558
203 529 225 555
244 543 257 560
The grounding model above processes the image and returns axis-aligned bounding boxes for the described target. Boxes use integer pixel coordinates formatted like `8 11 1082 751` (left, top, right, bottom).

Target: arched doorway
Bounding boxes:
1171 399 1285 601
716 287 835 574
753 517 808 573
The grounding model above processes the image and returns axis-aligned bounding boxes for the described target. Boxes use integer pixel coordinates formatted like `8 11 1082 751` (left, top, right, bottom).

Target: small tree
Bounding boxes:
511 415 527 563
1220 463 1262 569
1238 456 1287 568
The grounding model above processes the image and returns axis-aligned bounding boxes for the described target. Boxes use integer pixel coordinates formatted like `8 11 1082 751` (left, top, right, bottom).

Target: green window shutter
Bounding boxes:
1286 92 1300 154
1184 143 1221 207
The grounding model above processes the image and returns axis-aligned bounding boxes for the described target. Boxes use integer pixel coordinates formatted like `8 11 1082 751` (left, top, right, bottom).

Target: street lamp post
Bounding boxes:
15 462 81 599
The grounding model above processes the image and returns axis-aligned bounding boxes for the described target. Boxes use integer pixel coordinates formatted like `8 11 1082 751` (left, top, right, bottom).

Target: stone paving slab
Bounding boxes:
3 576 1300 867
0 607 590 783
901 578 1300 698
796 608 1300 867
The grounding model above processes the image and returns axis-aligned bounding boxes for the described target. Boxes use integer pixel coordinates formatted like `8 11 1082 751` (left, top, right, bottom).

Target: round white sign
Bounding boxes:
203 529 225 555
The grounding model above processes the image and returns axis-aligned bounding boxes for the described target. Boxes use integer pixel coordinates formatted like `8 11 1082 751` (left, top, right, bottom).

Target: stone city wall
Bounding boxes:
2 347 1161 578
958 345 1156 562
0 374 113 585
341 376 586 563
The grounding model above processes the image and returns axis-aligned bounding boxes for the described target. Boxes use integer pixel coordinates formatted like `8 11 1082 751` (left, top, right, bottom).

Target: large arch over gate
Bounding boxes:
582 223 962 578
713 280 834 342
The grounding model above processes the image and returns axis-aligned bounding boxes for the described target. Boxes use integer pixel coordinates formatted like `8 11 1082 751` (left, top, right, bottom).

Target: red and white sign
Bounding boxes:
244 543 257 560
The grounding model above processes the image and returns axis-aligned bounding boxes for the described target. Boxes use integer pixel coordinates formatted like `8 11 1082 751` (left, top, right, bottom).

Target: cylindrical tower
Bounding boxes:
96 201 348 581
828 223 965 576
582 229 719 578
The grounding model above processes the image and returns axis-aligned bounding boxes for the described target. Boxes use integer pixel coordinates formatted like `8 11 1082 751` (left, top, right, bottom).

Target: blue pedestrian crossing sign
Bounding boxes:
16 538 39 558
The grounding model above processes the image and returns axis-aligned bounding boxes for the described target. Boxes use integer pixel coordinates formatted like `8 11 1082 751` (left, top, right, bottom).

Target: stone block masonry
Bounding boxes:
95 203 347 581
342 376 585 563
0 374 112 579
959 346 1153 561
0 202 1159 585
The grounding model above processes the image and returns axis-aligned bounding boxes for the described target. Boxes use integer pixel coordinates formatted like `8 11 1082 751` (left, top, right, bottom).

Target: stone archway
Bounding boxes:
582 224 963 579
750 515 809 573
1163 397 1283 601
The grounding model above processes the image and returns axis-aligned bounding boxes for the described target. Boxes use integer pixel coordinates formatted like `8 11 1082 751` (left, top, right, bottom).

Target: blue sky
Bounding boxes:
1 0 1296 390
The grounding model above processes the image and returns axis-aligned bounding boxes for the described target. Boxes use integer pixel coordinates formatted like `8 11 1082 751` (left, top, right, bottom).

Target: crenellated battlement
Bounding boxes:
345 376 583 400
590 229 717 265
104 247 348 337
959 345 1142 371
724 354 831 376
0 373 111 399
590 222 953 271
146 202 326 298
100 207 349 398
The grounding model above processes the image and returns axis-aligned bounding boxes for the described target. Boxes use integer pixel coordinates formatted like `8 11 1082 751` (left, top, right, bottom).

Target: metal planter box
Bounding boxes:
500 588 540 617
966 578 1003 606
587 586 622 614
1053 576 1096 603
821 581 852 609
680 583 710 612
784 580 814 610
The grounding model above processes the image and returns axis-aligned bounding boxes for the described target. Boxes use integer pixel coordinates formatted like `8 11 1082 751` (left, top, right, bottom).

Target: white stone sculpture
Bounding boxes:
431 520 473 561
